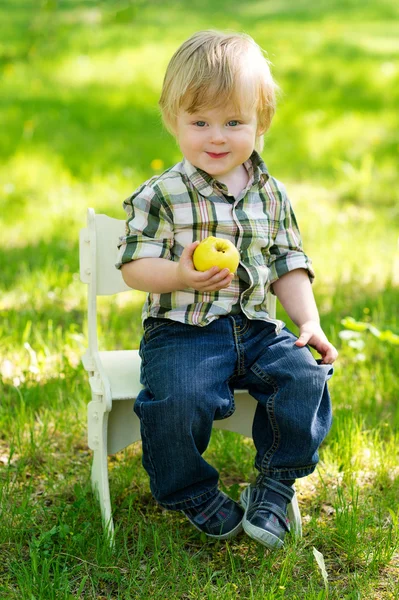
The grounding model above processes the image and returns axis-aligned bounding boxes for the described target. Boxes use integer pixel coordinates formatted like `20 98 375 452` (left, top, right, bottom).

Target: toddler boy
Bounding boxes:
116 30 337 550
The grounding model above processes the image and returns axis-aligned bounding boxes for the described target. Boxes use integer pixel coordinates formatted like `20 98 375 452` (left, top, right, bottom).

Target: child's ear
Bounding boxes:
255 133 265 153
161 114 178 138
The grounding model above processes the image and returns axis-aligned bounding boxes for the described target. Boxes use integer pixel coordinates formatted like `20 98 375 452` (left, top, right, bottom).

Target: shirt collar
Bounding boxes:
182 151 269 198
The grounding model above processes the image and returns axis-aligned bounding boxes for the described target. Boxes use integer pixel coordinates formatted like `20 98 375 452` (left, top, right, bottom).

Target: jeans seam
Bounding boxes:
222 383 236 419
140 343 154 395
262 373 280 471
231 318 246 376
136 400 160 500
236 320 250 336
138 341 163 498
260 465 317 474
251 365 281 472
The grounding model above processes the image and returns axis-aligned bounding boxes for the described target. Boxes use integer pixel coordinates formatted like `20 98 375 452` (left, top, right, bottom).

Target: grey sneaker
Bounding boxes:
240 477 294 549
183 491 244 540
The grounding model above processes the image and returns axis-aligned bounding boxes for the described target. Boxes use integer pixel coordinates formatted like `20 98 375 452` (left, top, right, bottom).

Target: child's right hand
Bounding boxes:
177 241 234 292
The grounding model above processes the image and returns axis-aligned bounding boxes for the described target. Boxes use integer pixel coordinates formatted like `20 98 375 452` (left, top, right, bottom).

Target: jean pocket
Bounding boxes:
143 318 178 343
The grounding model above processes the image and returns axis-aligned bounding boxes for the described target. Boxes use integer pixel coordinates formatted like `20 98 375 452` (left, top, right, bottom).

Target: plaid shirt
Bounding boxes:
116 151 314 329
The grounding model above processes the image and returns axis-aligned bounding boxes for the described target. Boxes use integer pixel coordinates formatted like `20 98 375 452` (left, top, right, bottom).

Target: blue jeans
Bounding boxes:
134 314 333 511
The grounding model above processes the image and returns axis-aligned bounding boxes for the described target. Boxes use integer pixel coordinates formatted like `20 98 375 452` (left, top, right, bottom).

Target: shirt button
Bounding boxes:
255 305 261 312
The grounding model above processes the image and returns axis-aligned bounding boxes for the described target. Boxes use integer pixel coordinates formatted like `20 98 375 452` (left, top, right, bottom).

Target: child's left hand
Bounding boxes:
295 321 338 364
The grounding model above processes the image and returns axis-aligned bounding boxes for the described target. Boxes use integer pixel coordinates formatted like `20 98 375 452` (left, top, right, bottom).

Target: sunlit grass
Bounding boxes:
52 43 173 89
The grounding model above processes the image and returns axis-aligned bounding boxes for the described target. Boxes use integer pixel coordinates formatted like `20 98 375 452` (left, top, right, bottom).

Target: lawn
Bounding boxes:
0 0 399 598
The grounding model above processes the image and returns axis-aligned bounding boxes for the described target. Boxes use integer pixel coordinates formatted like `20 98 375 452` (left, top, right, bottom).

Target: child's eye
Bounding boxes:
227 120 240 127
194 121 207 127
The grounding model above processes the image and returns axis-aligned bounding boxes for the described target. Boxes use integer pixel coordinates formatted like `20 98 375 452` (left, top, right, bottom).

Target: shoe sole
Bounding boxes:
240 488 284 550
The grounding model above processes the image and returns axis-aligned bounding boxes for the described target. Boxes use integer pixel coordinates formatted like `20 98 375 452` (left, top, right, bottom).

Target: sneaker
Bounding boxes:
182 491 244 540
240 476 294 549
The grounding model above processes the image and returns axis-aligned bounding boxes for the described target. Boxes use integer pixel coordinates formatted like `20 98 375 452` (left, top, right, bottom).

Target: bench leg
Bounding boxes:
88 401 115 545
287 490 302 537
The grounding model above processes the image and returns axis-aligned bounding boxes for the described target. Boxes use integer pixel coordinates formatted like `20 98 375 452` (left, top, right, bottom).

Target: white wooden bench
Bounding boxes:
79 207 302 542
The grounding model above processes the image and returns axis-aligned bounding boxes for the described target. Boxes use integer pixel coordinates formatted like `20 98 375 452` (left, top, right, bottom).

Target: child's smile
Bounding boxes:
206 151 230 159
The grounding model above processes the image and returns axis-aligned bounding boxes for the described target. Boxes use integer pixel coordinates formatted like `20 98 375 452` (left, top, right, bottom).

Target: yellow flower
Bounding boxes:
150 158 164 171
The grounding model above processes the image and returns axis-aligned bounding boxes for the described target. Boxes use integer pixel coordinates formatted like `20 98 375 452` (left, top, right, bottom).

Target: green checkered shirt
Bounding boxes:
116 151 314 329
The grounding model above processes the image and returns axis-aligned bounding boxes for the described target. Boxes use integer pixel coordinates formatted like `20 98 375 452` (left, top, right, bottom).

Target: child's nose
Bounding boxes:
209 127 226 143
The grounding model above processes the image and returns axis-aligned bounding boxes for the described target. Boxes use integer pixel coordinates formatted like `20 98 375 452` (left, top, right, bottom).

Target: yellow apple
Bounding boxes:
193 236 240 273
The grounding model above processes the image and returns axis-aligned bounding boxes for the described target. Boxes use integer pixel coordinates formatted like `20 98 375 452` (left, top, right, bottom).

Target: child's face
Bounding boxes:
175 104 258 182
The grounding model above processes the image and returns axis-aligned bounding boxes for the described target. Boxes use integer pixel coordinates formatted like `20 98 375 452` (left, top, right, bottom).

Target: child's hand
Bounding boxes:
295 321 338 364
177 241 234 292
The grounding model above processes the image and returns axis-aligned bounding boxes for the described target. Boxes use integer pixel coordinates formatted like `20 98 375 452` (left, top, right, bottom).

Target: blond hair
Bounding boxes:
159 30 279 151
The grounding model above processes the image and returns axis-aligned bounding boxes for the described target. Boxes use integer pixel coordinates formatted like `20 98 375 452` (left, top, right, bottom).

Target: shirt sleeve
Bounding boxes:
115 183 174 269
267 186 315 288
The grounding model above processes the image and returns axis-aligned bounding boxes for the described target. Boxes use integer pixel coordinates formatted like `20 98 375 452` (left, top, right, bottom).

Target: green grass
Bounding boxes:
1 0 399 598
